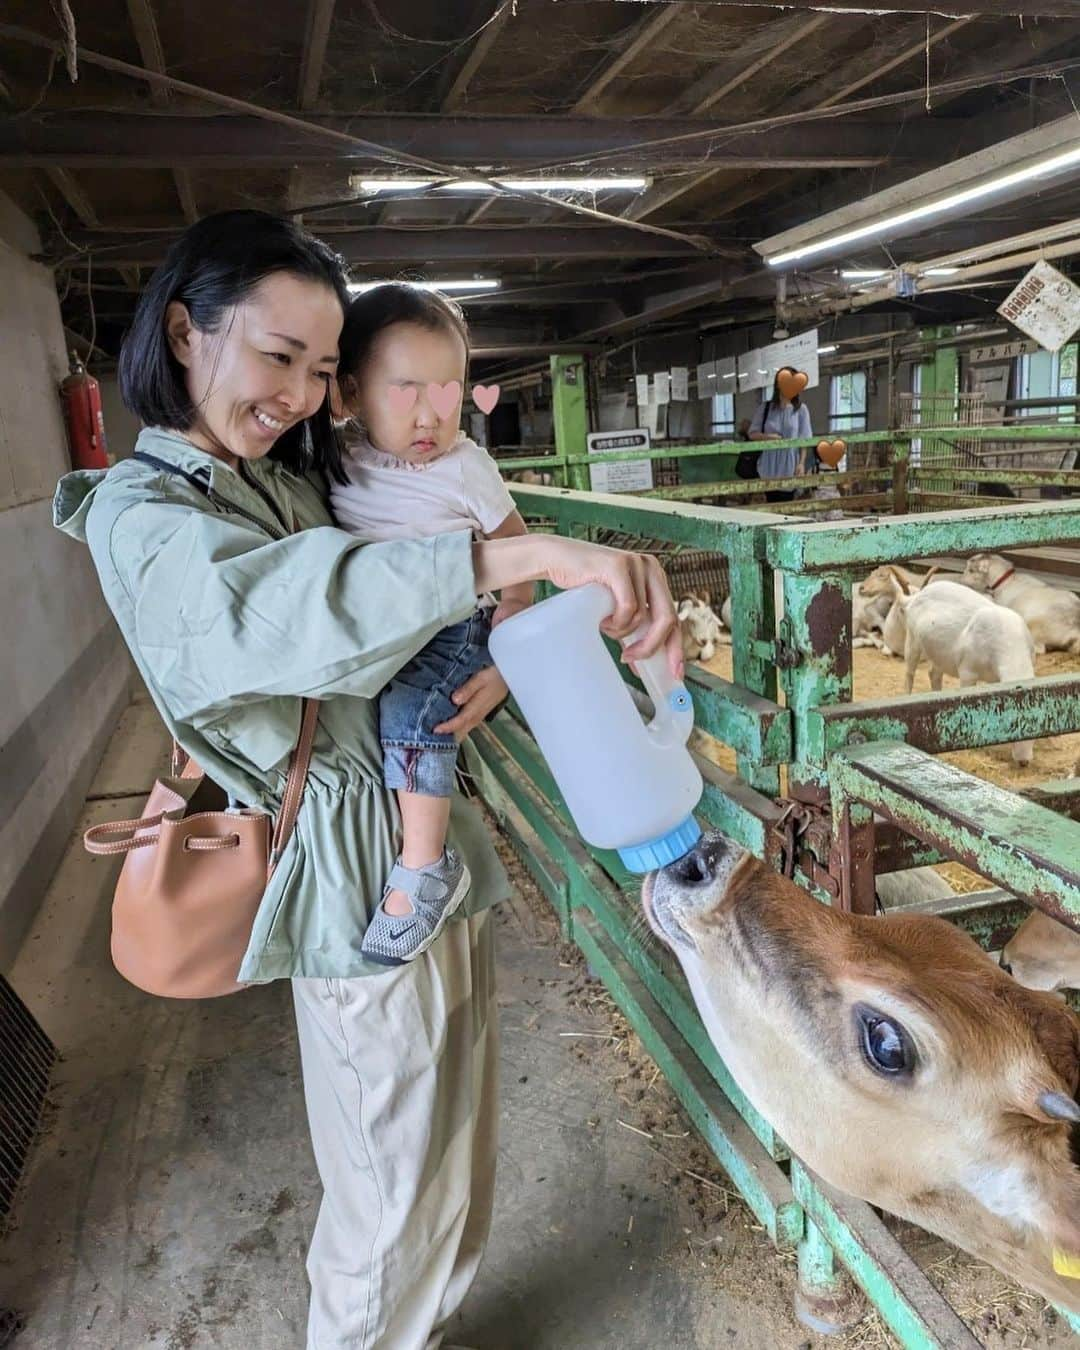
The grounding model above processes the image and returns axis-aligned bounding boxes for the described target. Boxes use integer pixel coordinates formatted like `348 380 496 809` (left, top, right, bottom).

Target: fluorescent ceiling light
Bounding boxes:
817 345 838 354
841 266 960 282
765 140 1080 266
348 279 501 294
354 176 647 193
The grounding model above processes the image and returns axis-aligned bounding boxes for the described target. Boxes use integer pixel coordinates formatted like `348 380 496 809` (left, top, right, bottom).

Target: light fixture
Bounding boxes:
841 266 960 282
756 116 1080 268
347 279 501 294
817 345 838 355
353 176 648 194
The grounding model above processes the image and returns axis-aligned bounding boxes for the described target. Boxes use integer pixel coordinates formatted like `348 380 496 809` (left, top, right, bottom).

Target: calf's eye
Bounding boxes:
855 1004 916 1077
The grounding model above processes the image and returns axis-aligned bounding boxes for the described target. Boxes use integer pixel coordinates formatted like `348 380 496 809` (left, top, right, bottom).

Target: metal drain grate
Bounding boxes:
0 975 55 1220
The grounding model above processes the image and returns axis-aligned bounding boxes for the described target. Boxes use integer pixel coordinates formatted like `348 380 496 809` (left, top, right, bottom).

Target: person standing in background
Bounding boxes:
746 367 814 503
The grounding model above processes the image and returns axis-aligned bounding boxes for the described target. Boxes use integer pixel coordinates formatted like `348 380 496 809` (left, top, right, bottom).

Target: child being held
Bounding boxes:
330 283 532 966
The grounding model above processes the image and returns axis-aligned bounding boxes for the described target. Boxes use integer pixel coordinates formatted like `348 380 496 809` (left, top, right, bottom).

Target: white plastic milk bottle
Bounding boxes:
488 583 703 873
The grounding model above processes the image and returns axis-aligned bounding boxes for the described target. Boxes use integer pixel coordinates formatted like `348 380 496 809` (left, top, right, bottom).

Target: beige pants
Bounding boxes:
292 913 498 1350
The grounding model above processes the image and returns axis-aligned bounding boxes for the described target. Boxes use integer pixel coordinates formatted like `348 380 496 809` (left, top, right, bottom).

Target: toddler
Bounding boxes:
330 283 532 966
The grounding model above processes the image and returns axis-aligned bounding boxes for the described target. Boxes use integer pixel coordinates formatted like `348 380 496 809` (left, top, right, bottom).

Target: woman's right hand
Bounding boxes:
474 535 682 678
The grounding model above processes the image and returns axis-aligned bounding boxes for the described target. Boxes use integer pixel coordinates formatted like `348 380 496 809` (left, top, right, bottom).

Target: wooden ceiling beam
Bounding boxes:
290 0 337 221
680 12 831 116
299 0 336 110
59 224 723 266
738 20 1079 231
687 0 1080 14
0 112 958 167
622 10 833 219
442 2 513 112
570 2 687 113
44 167 99 228
124 0 198 224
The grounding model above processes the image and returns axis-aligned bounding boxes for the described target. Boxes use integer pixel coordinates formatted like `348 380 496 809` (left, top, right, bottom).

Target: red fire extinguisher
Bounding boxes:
60 351 110 470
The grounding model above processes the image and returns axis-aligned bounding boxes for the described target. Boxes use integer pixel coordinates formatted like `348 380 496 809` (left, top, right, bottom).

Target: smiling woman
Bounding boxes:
117 211 349 479
54 210 680 1350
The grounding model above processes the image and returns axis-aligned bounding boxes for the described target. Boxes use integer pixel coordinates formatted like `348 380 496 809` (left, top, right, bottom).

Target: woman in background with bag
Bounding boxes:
746 366 815 503
53 210 679 1350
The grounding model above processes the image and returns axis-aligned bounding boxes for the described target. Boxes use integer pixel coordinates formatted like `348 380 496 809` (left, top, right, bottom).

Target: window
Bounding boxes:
1017 343 1078 421
710 391 735 437
829 370 867 432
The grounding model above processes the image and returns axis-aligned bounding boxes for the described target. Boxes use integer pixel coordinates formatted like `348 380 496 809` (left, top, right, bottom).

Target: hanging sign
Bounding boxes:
635 374 650 408
587 428 654 494
998 260 1080 353
715 356 737 390
737 348 763 391
653 371 671 405
696 360 717 397
670 366 689 402
968 339 1037 364
734 331 820 393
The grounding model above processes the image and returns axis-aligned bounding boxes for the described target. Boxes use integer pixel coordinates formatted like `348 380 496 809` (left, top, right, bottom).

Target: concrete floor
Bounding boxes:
0 695 789 1349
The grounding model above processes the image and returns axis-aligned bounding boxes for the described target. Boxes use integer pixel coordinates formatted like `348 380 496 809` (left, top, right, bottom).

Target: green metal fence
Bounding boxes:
468 479 1080 1346
494 423 1080 517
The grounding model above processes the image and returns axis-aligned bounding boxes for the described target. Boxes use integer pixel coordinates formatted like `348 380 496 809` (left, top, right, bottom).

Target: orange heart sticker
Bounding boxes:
777 369 808 400
816 438 846 468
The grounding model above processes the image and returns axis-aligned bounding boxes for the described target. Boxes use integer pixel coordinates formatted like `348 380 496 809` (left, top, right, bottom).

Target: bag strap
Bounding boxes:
269 698 318 873
120 449 319 874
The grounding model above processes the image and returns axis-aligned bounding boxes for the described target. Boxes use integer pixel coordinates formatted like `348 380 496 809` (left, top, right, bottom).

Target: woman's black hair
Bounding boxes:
338 282 470 387
118 209 351 481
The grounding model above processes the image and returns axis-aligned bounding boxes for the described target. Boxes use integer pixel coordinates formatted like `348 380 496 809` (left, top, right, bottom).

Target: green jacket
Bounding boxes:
53 427 509 982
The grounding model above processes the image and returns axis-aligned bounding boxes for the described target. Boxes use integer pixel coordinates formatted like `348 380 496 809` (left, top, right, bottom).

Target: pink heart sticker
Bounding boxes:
387 384 418 416
472 383 500 415
426 380 461 421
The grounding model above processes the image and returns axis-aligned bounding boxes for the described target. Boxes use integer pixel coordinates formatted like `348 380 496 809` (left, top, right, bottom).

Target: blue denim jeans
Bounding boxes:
380 607 493 797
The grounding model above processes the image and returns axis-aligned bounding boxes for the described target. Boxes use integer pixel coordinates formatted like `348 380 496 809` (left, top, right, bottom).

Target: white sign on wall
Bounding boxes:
587 428 654 493
733 329 820 393
998 260 1080 353
715 357 737 391
737 348 764 391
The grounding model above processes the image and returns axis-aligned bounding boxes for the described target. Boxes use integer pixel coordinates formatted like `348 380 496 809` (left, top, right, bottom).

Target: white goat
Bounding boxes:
962 552 1080 654
1001 909 1080 992
875 866 956 908
852 585 892 649
678 592 727 662
888 572 1036 765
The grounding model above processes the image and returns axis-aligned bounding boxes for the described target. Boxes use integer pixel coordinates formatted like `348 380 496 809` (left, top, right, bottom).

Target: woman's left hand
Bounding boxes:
434 666 510 742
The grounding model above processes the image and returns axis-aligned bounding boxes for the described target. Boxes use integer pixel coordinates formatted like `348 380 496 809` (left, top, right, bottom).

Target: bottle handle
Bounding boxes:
624 633 695 747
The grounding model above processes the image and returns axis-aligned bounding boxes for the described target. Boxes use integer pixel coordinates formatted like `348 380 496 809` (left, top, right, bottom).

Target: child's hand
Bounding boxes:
491 597 531 629
434 667 510 741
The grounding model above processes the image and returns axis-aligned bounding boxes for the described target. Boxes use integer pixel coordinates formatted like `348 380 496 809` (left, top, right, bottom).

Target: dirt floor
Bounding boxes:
694 641 1080 895
491 829 1078 1350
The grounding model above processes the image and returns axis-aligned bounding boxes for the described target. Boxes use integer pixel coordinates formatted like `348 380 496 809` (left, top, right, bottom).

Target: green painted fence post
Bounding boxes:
550 354 590 491
780 569 854 799
795 1215 864 1336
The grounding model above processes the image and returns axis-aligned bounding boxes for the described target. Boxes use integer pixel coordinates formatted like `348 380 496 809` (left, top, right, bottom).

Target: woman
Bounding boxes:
747 366 814 503
53 210 680 1349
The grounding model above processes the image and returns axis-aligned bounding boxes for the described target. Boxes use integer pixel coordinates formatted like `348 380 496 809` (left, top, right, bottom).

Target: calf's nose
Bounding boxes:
666 833 728 886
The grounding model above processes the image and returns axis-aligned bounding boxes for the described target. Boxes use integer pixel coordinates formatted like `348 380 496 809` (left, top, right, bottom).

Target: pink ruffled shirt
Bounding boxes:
330 430 516 544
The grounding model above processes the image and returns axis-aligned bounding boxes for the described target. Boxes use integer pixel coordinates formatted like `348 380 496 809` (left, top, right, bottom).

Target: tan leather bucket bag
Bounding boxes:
84 700 318 999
